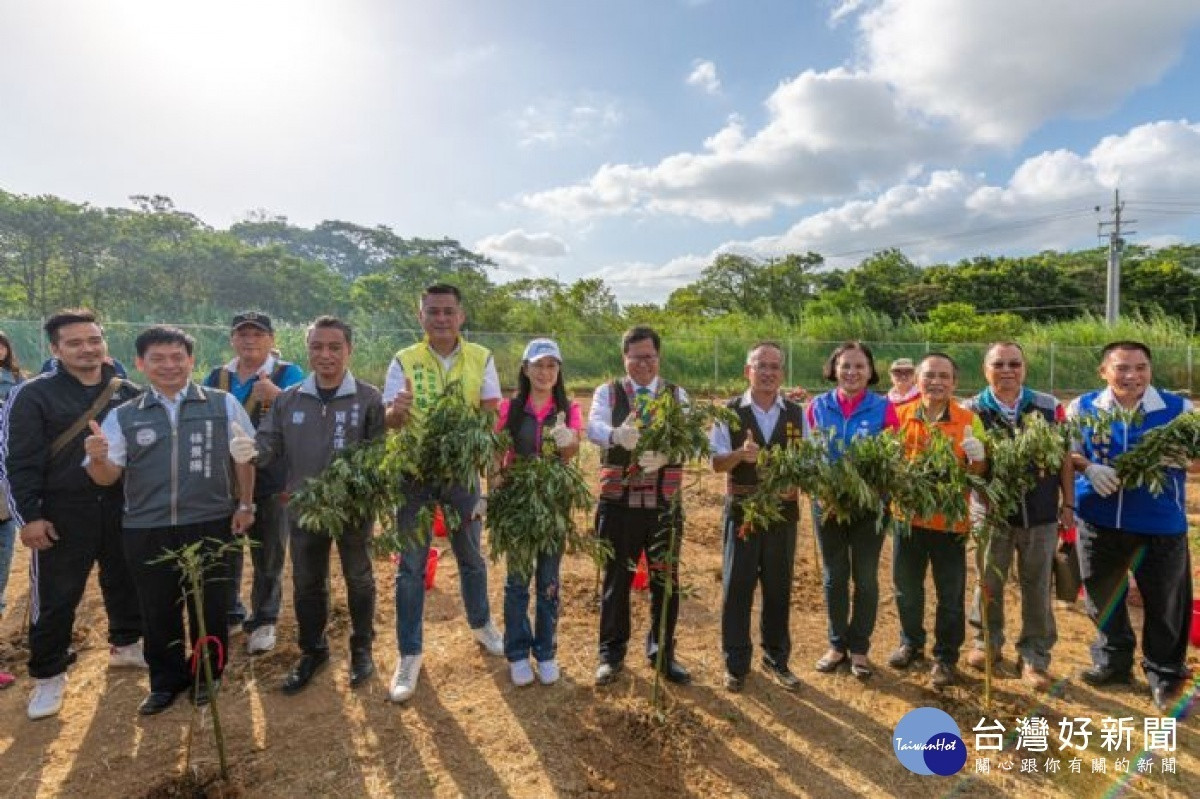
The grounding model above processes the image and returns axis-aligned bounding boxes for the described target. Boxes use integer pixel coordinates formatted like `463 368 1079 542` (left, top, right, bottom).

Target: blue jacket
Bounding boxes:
806 390 890 457
1069 386 1190 535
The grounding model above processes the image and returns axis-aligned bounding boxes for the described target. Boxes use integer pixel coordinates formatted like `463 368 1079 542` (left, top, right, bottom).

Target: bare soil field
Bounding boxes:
0 451 1196 798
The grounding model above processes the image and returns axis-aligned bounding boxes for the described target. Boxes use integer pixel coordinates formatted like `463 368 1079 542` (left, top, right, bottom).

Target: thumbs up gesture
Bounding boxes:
549 411 576 449
961 427 985 464
250 368 282 402
392 375 414 418
740 435 761 465
84 420 109 463
229 421 257 464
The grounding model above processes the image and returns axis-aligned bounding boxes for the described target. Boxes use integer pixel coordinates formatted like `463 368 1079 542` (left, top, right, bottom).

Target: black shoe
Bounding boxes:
655 660 692 685
594 661 624 686
349 650 375 688
139 690 181 716
1080 664 1131 687
762 658 800 692
724 672 745 693
887 644 925 670
192 679 221 707
282 651 330 695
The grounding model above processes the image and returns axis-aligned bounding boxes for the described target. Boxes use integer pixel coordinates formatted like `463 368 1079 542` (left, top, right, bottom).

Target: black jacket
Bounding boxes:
0 363 141 525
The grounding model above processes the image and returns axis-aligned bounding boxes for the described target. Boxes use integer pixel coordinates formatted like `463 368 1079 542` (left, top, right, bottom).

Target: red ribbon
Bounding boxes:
190 634 226 675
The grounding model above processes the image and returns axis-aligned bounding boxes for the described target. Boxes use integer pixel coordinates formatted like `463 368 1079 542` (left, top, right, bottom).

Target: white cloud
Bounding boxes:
595 120 1200 301
585 254 710 303
686 60 721 95
513 95 623 149
476 228 569 259
860 0 1200 147
521 1 1200 224
523 68 959 223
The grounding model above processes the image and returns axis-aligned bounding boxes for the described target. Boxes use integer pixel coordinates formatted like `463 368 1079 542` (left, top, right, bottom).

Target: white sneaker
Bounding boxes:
389 654 423 703
509 658 535 687
472 620 504 656
536 659 561 685
246 624 277 655
109 641 149 669
28 674 66 720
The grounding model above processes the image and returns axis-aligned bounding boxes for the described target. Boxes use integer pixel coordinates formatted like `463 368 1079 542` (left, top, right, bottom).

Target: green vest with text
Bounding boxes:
396 338 490 424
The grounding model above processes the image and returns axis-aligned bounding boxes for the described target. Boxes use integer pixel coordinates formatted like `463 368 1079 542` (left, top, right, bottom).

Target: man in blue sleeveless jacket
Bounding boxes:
1066 341 1196 711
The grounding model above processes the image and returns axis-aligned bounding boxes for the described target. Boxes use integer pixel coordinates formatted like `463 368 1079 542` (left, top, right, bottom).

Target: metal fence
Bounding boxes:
2 319 1194 397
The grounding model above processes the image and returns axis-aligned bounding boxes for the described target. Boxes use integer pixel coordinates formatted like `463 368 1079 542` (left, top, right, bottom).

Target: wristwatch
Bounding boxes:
237 502 257 514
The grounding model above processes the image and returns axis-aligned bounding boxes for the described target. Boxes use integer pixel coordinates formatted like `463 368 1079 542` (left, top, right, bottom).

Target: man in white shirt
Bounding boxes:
587 326 692 687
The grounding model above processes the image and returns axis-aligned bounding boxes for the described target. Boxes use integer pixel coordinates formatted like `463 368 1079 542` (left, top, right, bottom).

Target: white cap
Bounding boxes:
522 338 562 364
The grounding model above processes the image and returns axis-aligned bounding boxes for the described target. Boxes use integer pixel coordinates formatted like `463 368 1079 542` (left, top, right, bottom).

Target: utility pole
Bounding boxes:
1098 189 1136 326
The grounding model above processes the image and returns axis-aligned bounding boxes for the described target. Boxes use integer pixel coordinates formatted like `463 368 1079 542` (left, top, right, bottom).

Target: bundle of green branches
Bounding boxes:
890 428 974 533
1113 409 1200 495
487 454 610 580
290 435 402 539
290 381 505 551
738 437 824 534
630 391 740 469
976 411 1069 526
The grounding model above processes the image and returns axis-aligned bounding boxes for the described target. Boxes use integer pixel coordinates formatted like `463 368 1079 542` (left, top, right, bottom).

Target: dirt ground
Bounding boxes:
0 450 1197 798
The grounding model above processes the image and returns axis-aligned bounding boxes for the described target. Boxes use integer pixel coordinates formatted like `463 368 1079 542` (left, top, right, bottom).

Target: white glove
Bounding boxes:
961 429 985 464
229 422 257 464
1084 463 1121 497
550 412 576 448
611 420 640 450
472 496 487 520
637 451 669 474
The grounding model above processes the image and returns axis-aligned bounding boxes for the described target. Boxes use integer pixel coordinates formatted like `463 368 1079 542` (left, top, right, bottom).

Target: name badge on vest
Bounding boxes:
292 411 305 425
135 428 156 447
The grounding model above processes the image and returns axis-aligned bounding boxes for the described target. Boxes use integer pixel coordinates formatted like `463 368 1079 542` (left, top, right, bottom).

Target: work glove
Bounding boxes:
1084 463 1121 497
229 422 257 464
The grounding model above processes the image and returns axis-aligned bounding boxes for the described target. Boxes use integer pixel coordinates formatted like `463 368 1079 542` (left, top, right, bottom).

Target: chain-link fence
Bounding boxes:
2 319 1194 397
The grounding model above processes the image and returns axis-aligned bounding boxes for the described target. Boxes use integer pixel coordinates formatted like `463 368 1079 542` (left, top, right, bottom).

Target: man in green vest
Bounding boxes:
382 283 504 702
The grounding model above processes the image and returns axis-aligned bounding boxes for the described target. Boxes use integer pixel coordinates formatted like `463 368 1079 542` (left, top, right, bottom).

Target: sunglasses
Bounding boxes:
989 360 1024 369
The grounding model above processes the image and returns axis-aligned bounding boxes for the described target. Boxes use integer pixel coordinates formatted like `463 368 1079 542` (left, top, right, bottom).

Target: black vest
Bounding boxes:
726 395 804 515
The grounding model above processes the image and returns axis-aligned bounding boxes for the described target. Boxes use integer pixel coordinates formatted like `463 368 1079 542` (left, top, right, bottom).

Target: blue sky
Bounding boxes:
3 0 1200 303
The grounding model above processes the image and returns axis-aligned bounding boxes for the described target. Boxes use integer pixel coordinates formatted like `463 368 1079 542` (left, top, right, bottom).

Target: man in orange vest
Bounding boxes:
888 352 987 688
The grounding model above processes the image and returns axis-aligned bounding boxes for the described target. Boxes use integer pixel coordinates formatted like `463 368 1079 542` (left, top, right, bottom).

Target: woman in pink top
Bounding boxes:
494 339 582 687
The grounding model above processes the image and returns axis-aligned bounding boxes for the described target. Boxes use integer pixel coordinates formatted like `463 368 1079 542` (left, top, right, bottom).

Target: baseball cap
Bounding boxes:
522 338 562 364
889 358 915 372
231 311 273 333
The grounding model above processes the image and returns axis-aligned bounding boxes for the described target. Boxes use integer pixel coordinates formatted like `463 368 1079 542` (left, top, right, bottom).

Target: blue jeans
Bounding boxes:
395 480 491 656
0 518 16 616
893 526 967 665
816 511 885 655
503 553 561 663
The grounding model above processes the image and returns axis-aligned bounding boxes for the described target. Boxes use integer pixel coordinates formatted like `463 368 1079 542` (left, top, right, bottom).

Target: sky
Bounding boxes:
3 0 1200 304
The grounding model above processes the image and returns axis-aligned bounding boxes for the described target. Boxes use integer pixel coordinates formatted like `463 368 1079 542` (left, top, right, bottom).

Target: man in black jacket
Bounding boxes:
0 309 145 720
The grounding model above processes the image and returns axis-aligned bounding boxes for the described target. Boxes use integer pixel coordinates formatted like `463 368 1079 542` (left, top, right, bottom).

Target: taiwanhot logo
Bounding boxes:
892 707 967 776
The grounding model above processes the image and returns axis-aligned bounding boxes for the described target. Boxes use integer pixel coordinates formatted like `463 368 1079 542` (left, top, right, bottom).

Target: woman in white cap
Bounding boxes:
493 338 582 686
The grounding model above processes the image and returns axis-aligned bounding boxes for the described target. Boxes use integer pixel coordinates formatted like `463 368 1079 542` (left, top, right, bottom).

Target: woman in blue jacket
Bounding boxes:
805 341 899 679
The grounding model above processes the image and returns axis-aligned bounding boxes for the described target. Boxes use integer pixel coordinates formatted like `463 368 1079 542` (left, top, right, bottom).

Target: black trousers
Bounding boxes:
122 518 232 694
289 517 376 655
1077 519 1193 689
721 499 798 676
29 493 142 679
597 501 683 666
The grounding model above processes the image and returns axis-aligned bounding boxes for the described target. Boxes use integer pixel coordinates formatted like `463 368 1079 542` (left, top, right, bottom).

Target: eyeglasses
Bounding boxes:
988 360 1024 369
